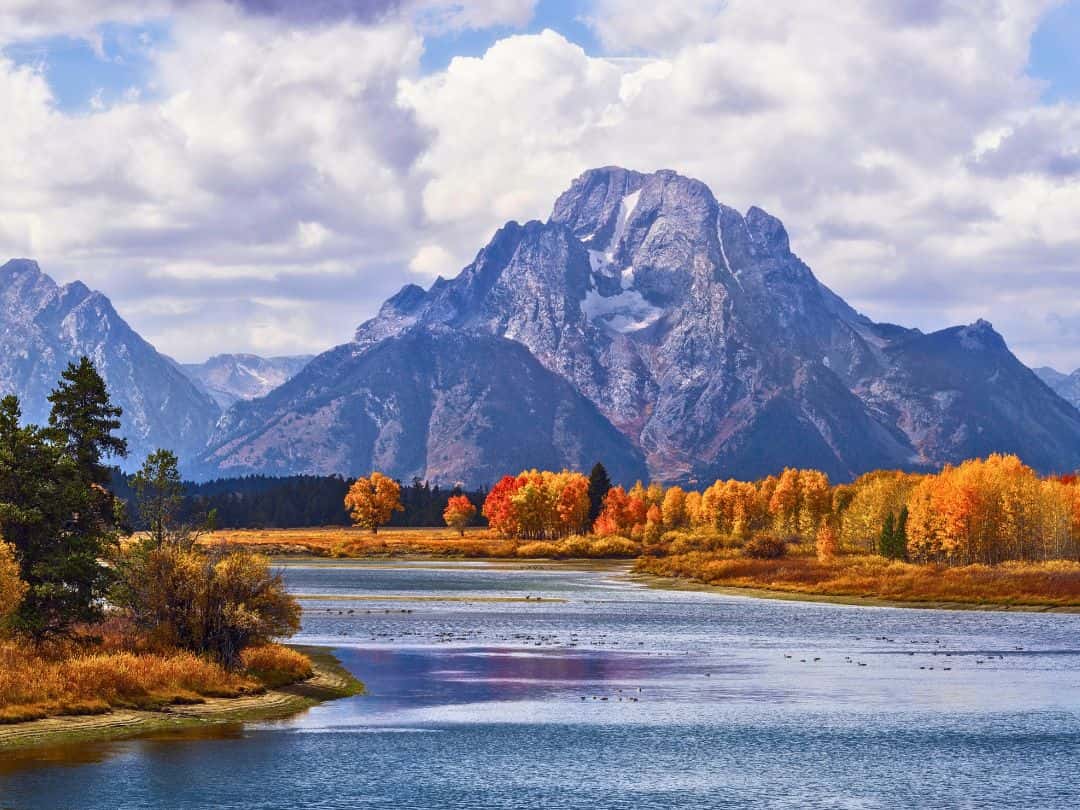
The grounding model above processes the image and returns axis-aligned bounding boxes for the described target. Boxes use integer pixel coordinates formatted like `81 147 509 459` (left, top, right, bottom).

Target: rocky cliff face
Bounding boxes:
202 328 647 484
0 259 221 469
1035 367 1080 411
179 353 313 409
206 167 1080 484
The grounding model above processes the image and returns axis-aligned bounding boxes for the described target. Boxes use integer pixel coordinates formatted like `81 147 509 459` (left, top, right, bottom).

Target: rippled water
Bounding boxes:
4 560 1080 809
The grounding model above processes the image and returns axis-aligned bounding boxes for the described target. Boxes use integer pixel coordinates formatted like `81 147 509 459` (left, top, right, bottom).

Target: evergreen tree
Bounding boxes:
131 449 186 549
879 509 908 561
0 395 66 635
893 506 909 561
879 511 895 558
0 359 129 637
588 463 612 524
47 357 127 485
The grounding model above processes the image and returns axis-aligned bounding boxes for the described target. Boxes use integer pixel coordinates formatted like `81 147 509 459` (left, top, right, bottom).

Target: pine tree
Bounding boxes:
588 462 611 524
4 358 130 636
47 357 127 486
879 509 908 560
880 511 896 558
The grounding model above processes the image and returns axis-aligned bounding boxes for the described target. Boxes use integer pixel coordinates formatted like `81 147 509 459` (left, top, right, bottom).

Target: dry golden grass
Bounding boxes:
200 527 640 559
636 552 1080 607
240 644 313 689
0 640 311 725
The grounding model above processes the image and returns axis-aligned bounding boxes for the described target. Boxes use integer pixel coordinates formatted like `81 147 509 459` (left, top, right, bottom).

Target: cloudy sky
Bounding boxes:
1 1 1079 369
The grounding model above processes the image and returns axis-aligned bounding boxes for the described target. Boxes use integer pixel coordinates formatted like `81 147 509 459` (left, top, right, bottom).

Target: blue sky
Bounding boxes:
20 1 1077 113
0 1 1078 369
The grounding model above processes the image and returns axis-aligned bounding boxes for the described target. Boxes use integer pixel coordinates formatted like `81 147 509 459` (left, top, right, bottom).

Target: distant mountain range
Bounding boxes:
3 167 1080 484
1035 367 1080 411
179 354 313 410
0 259 309 470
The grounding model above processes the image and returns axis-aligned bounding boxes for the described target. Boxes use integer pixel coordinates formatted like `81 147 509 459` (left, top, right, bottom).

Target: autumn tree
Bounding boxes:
114 544 300 668
905 455 1070 565
0 540 26 632
484 475 524 537
661 486 687 529
443 495 477 536
345 472 404 533
644 504 664 545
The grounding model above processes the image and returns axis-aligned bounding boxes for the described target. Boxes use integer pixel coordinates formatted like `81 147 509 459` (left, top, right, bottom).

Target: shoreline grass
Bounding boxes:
634 552 1080 609
201 527 641 560
0 645 361 753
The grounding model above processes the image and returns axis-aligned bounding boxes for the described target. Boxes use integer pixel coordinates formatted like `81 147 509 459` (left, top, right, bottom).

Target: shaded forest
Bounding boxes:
112 472 487 530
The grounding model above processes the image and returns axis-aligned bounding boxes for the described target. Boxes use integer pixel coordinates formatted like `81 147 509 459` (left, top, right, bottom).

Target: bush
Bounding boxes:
0 541 27 631
516 541 562 558
241 644 313 688
559 534 594 557
113 545 301 668
744 534 788 559
587 536 640 558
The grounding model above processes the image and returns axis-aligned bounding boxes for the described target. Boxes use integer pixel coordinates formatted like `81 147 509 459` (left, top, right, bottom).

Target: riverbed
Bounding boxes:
4 560 1080 809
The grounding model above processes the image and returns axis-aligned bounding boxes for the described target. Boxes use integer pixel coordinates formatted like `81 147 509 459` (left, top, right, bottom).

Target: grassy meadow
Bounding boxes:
200 527 641 560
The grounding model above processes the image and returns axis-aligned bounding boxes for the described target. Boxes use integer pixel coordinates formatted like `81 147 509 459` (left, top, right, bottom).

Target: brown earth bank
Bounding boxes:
634 553 1080 611
0 647 362 753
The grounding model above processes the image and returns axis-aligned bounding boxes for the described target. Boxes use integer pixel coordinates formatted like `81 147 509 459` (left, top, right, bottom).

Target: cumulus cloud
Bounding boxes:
0 0 1078 372
398 1 1080 369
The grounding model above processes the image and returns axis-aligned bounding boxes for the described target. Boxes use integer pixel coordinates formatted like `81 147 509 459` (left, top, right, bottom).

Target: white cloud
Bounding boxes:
0 0 1078 373
397 1 1080 369
409 244 456 277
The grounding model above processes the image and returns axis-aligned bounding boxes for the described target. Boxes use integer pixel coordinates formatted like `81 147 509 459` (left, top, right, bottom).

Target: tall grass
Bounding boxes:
0 640 311 724
202 528 640 559
636 552 1080 607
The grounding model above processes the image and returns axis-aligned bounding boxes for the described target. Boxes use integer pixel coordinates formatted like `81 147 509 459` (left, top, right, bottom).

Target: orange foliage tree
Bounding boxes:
344 472 403 533
906 454 1077 564
443 495 477 536
482 471 591 539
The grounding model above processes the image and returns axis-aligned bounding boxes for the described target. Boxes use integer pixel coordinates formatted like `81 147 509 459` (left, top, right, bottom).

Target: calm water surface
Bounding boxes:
3 560 1080 809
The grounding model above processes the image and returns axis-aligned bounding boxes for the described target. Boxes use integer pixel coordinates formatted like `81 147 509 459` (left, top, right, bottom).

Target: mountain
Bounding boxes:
0 259 221 469
203 166 1080 484
179 353 313 409
202 328 646 485
1035 367 1080 411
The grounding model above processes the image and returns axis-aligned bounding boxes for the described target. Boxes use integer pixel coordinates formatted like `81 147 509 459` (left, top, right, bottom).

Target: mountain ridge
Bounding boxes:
0 258 221 469
203 167 1080 484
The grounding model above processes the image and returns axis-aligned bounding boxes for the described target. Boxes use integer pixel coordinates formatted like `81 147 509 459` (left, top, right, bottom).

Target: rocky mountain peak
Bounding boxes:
202 166 1080 484
0 259 221 470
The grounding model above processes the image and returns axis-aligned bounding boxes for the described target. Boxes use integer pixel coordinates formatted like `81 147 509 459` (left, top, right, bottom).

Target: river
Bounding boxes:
3 560 1080 809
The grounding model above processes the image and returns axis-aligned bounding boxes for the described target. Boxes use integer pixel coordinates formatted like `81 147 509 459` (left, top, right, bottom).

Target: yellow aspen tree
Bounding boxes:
344 472 404 533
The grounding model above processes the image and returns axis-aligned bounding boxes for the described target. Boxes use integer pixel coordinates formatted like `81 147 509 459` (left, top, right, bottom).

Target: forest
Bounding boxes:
112 472 486 530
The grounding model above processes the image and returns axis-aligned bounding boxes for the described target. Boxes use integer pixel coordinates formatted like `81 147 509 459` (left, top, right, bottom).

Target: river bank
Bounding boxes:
0 647 361 753
633 553 1080 612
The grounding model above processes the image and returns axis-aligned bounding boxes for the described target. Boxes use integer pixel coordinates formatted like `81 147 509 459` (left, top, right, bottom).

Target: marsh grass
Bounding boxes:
201 528 641 559
636 552 1080 606
0 639 311 724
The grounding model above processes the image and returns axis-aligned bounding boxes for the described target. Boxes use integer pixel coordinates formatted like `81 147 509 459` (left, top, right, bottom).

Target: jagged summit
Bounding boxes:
205 167 1080 484
0 259 221 469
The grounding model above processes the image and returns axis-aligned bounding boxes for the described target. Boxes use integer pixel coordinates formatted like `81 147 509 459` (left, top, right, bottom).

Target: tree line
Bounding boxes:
344 457 1080 567
112 472 488 530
